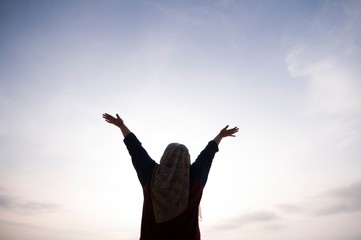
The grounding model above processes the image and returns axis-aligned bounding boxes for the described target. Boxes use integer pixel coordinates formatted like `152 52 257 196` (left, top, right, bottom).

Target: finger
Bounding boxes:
231 127 239 133
103 115 111 121
116 114 120 119
104 115 115 122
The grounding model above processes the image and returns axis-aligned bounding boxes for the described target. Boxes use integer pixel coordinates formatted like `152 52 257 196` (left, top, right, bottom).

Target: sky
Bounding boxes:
0 0 361 239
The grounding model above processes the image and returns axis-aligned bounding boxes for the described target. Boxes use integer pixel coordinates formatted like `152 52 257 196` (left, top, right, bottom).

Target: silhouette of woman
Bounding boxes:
103 113 238 240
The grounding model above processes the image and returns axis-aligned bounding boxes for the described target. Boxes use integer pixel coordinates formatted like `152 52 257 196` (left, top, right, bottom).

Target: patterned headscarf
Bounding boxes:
151 143 190 223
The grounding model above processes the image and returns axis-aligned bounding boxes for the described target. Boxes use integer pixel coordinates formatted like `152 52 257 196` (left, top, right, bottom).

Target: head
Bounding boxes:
160 143 190 168
152 143 191 223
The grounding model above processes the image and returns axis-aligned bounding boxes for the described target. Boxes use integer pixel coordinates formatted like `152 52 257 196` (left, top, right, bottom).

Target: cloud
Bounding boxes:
0 190 59 215
315 180 361 216
286 46 361 114
277 179 361 217
238 210 278 223
337 128 361 149
286 1 361 115
285 1 361 152
0 193 13 208
277 203 304 214
214 180 361 234
215 210 279 230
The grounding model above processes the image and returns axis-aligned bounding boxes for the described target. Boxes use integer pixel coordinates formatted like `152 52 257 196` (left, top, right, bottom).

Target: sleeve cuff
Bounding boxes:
123 132 136 144
210 140 219 152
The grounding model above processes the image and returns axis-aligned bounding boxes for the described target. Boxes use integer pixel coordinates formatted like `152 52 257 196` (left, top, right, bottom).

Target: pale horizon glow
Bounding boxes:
1 1 361 240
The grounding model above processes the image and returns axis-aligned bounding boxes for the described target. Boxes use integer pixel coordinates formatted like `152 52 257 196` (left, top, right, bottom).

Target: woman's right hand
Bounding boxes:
103 113 124 128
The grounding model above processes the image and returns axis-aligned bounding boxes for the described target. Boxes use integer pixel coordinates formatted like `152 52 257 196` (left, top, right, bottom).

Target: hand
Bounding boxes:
103 113 124 128
219 125 239 138
103 113 131 137
213 125 239 145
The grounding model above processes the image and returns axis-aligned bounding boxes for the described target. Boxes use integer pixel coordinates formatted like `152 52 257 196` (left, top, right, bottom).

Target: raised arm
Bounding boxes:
213 125 239 145
102 113 131 137
103 113 156 185
191 125 238 186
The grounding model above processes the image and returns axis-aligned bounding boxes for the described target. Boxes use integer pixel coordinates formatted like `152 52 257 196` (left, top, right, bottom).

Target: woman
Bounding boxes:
103 113 238 240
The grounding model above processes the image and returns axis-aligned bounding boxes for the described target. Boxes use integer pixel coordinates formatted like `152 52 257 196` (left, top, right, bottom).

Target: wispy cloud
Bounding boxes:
0 189 59 215
146 1 211 26
277 179 361 217
314 180 361 216
0 193 12 208
285 1 361 151
214 210 280 230
286 46 361 114
286 1 361 113
215 179 361 233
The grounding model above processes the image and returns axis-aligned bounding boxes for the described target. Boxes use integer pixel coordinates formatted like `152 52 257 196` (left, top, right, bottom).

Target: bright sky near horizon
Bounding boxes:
1 0 361 239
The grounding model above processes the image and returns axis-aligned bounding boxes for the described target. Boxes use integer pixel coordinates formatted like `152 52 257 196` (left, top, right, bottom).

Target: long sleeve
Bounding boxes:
190 140 219 187
123 133 157 186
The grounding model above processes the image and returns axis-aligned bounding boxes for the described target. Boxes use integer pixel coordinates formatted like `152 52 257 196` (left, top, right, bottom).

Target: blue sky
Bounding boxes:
1 0 361 239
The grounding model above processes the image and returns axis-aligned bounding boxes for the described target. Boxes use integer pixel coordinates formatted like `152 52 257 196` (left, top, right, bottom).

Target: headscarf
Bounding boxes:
151 143 190 223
